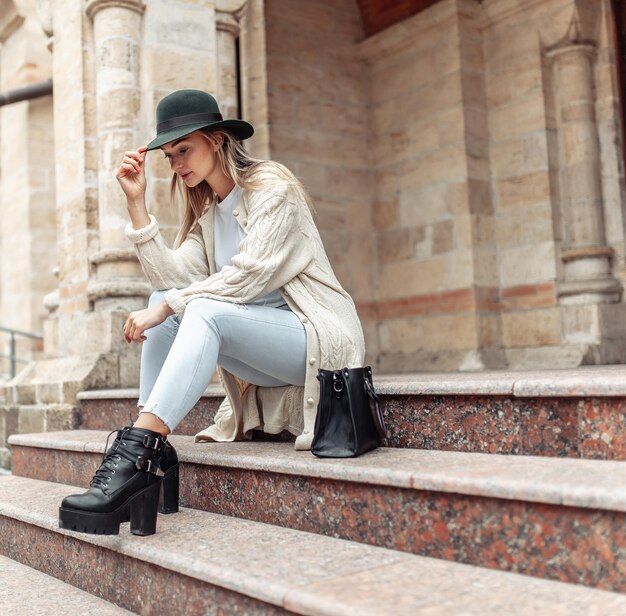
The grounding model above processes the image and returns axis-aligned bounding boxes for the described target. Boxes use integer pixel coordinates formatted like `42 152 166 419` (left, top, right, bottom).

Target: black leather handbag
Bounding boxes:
311 366 387 458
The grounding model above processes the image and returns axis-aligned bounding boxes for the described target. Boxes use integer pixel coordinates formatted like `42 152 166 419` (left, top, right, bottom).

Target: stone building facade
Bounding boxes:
0 0 625 464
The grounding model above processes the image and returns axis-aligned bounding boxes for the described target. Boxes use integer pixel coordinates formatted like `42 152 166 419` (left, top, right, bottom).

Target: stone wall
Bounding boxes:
263 0 378 363
346 0 625 372
358 0 503 372
484 0 561 367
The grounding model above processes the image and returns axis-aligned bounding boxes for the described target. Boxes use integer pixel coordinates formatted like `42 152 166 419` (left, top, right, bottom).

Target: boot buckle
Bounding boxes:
142 434 165 450
136 455 165 477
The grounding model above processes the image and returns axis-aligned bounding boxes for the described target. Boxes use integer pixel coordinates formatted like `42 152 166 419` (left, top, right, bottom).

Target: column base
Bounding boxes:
2 352 119 406
506 302 626 369
378 347 507 373
0 402 78 470
0 308 147 470
507 343 626 369
560 302 626 347
0 353 117 471
2 307 143 407
557 277 622 305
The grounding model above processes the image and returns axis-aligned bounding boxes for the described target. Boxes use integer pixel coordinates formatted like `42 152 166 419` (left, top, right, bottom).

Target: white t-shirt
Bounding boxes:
214 185 287 309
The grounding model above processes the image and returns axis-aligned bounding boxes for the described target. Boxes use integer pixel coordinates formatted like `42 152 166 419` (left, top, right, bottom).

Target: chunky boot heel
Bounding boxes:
159 463 180 514
130 481 161 536
59 426 169 535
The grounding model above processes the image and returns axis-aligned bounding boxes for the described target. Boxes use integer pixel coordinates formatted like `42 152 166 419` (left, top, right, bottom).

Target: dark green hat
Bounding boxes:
146 89 254 150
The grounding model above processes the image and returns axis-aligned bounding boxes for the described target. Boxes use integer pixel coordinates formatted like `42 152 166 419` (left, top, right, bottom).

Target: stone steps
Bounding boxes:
9 430 626 592
77 365 626 459
2 474 626 615
0 554 134 615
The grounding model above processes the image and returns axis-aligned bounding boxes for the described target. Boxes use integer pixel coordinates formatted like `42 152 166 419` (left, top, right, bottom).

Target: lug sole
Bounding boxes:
58 507 124 535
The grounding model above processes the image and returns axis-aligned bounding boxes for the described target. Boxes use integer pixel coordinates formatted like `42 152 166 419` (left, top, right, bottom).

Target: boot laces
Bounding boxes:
90 428 134 489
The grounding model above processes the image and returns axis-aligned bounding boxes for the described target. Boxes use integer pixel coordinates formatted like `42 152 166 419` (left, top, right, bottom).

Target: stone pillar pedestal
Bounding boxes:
216 1 246 120
548 42 621 304
546 27 626 364
85 0 151 312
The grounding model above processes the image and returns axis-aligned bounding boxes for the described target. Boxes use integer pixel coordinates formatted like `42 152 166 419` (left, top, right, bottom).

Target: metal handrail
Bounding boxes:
0 325 44 339
0 326 43 380
0 80 53 107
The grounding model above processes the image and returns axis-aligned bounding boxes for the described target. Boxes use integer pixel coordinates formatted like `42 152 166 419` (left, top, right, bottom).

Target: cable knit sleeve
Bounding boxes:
125 214 210 290
164 186 313 316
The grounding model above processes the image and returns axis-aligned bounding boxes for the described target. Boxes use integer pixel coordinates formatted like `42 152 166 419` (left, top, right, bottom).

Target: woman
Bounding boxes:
58 89 365 536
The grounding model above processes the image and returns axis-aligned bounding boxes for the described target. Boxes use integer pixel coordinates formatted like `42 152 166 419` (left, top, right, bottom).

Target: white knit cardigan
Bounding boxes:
125 174 365 450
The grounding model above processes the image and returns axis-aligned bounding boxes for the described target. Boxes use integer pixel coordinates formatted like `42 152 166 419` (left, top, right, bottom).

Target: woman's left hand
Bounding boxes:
123 301 174 343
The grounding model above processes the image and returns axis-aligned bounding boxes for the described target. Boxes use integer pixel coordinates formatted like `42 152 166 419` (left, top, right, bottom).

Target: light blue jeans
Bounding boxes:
138 290 307 431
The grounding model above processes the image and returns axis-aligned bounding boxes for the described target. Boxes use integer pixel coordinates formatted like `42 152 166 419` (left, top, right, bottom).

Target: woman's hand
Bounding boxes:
123 301 174 344
116 146 148 201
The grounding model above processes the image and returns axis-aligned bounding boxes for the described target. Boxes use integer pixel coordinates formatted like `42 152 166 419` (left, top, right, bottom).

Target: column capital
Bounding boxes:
89 247 138 265
546 42 597 63
541 0 599 53
87 280 152 302
216 0 247 14
85 0 145 21
216 0 247 33
216 9 240 37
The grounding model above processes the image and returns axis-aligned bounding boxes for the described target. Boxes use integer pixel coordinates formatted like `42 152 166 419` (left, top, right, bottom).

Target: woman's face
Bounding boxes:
160 130 222 187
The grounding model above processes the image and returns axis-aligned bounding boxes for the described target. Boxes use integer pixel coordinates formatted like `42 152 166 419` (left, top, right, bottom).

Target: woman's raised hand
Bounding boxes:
116 146 148 200
123 301 174 344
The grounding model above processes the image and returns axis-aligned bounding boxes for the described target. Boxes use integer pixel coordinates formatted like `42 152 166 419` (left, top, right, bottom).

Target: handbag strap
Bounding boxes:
364 376 387 442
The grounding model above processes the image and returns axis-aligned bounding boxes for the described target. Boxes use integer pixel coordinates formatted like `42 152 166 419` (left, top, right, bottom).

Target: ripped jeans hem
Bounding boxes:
137 407 173 431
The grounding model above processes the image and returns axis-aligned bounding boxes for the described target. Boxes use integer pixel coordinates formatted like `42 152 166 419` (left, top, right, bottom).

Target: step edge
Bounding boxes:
77 386 225 401
76 366 626 400
9 432 626 513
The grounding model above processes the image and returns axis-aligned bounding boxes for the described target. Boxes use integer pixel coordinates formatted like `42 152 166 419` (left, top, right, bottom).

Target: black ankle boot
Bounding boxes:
101 430 180 519
59 426 172 536
104 428 180 517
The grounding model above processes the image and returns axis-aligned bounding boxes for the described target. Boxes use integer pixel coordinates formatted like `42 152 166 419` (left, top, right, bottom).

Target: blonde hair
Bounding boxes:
171 129 314 247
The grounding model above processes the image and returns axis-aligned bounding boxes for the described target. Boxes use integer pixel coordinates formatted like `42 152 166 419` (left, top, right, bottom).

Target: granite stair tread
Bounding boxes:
74 368 626 460
1 474 626 615
77 365 626 398
10 429 626 511
0 554 135 615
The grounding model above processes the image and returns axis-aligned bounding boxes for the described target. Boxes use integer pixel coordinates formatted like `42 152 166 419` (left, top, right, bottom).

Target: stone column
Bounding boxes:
216 0 247 120
85 0 150 312
540 4 626 364
547 40 621 304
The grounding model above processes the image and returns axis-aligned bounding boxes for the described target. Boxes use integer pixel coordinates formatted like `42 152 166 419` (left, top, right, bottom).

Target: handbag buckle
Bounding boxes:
333 372 344 396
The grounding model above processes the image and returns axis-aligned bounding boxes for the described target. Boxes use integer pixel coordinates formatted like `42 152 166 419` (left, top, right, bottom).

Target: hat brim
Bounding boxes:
146 119 254 151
